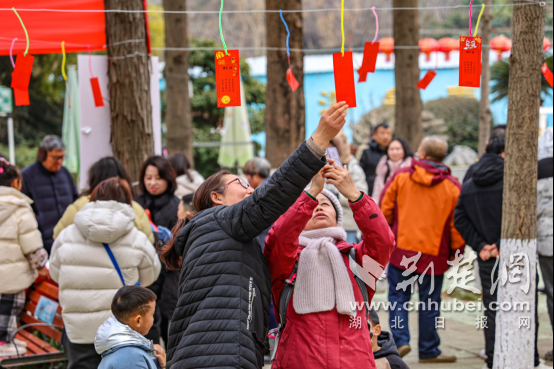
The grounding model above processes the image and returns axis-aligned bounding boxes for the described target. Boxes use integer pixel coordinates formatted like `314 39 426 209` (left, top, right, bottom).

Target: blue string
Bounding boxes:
279 9 291 57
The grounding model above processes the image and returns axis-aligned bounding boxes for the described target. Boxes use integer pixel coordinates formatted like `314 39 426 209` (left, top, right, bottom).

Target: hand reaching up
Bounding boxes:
307 167 328 198
312 102 349 150
323 159 362 202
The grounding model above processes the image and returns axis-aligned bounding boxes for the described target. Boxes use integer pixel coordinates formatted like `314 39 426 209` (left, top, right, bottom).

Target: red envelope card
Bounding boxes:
543 63 553 88
11 54 34 91
333 52 357 107
459 36 482 88
13 88 30 106
90 77 104 107
358 42 380 82
286 67 300 92
417 70 437 90
215 50 241 108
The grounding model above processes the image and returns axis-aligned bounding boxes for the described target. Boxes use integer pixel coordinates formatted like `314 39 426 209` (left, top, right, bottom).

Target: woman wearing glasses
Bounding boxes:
160 102 349 369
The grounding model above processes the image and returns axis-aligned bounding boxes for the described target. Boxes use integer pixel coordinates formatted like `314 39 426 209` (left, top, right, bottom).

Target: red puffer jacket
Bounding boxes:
264 192 395 369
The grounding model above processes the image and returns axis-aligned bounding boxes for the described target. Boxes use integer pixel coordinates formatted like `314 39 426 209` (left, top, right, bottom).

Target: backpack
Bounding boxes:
269 247 371 361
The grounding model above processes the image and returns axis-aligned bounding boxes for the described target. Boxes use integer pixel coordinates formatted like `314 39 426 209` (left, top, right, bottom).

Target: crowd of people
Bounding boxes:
0 101 552 369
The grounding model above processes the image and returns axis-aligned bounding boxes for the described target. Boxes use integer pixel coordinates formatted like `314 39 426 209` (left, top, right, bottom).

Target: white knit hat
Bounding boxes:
319 189 343 227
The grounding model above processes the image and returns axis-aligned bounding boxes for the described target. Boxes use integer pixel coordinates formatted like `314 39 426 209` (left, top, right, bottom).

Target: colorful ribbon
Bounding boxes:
219 0 228 55
469 0 474 37
12 8 29 57
9 38 17 68
474 4 486 37
279 10 291 57
87 44 94 77
341 0 345 56
372 7 379 44
61 41 67 81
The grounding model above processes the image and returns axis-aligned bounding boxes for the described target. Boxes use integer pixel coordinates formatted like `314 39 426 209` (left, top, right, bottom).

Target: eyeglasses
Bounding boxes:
47 154 65 162
219 177 251 191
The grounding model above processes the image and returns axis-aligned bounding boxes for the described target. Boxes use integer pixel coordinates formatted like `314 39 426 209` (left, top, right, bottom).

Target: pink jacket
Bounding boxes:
264 192 395 369
372 156 413 201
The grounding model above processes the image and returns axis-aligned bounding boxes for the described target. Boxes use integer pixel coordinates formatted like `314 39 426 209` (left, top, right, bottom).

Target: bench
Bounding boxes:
0 280 66 368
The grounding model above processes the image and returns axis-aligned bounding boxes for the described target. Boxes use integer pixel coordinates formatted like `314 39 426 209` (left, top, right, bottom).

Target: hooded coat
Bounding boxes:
167 141 326 369
49 201 161 344
95 316 161 369
454 153 505 254
264 192 395 369
374 331 410 369
0 186 44 294
174 170 205 198
380 159 465 275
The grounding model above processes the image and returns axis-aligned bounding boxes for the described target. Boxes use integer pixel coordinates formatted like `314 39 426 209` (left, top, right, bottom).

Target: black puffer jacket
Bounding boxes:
167 142 325 369
21 161 78 253
358 139 387 196
375 331 410 369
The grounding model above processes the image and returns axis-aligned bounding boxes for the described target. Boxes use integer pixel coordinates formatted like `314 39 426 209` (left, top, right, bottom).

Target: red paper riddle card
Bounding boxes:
333 52 357 107
543 63 553 88
13 88 30 106
286 67 300 92
459 36 482 88
11 54 35 91
358 42 380 82
90 77 104 107
215 50 241 108
417 70 437 90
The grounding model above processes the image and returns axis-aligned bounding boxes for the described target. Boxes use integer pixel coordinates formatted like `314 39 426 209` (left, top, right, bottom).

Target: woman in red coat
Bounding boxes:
264 161 396 369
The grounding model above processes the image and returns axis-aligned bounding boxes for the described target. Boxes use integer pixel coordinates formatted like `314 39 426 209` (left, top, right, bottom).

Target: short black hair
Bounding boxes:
486 137 506 155
84 157 132 196
111 286 157 323
369 309 380 327
372 122 390 135
489 125 507 142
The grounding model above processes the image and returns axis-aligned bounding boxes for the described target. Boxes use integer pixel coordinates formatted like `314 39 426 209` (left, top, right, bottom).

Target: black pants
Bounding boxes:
62 331 101 369
479 258 540 368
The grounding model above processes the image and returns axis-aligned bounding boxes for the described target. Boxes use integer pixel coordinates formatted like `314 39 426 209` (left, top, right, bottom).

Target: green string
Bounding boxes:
219 0 229 55
12 7 29 57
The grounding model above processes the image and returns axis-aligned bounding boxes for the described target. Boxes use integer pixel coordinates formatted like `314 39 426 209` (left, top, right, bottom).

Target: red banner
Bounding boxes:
215 50 241 108
459 36 482 88
358 42 380 83
417 70 437 90
543 63 554 88
333 52 357 107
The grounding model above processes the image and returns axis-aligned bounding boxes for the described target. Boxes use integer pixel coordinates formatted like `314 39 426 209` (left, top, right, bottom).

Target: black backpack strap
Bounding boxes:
348 247 370 320
278 261 298 330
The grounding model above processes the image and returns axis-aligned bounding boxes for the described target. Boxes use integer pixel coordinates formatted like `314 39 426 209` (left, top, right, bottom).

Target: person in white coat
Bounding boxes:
169 153 204 198
0 158 49 357
50 177 161 369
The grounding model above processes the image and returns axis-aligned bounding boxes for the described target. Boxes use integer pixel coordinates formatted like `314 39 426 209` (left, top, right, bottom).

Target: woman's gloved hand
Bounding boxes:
157 226 172 244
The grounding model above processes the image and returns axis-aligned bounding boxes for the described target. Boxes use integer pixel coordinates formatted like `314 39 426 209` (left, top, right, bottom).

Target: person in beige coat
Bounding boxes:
0 158 49 357
50 178 161 369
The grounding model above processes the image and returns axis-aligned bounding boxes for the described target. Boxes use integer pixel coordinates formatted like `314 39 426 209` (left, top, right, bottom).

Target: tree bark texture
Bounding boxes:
104 0 154 182
164 0 193 160
478 0 493 156
393 0 422 151
495 2 545 368
265 0 305 168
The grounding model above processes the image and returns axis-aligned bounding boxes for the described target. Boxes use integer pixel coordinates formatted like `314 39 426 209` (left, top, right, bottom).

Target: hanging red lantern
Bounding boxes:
438 37 459 61
490 35 512 61
419 38 439 62
379 37 395 62
544 37 552 52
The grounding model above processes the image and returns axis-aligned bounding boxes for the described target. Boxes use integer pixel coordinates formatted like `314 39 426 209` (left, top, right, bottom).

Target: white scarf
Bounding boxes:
293 227 356 316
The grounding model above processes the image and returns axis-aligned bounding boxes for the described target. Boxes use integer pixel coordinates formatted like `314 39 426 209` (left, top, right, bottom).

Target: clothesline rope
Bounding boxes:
0 1 550 14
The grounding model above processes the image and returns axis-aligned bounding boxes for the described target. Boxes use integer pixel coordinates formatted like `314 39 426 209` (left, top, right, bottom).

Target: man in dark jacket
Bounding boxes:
356 122 392 195
21 135 78 253
369 309 410 369
454 136 541 368
463 125 506 183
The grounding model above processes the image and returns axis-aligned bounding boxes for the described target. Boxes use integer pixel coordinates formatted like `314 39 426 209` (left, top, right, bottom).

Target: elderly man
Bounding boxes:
380 136 465 364
22 135 78 253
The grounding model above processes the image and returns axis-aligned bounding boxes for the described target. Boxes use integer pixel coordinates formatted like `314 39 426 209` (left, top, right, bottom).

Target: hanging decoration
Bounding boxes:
459 0 483 88
544 37 552 52
11 8 33 106
543 63 553 88
333 0 357 106
379 37 395 62
419 38 439 62
490 35 512 61
438 37 458 61
88 44 104 107
215 0 241 108
279 10 300 92
357 7 380 83
418 38 440 89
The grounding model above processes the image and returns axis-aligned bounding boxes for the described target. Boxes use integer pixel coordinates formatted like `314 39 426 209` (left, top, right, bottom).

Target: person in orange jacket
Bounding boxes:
380 135 465 364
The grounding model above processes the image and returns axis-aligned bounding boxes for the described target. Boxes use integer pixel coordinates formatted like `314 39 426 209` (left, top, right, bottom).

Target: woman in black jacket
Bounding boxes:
136 156 180 345
160 102 349 369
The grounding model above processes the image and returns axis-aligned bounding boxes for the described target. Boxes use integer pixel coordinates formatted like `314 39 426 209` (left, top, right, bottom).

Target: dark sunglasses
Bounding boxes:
220 177 251 191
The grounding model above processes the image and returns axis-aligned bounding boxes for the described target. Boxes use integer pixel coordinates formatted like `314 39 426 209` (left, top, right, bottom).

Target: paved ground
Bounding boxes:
264 259 553 369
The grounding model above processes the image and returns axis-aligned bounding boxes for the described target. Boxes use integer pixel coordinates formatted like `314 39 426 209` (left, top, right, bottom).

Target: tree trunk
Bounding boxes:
478 0 493 156
265 0 304 168
494 2 545 368
104 0 154 182
393 0 422 151
163 0 193 160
